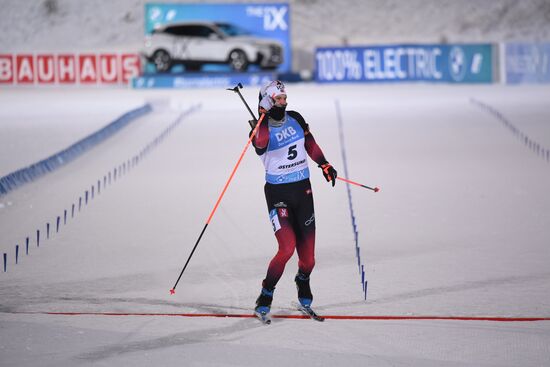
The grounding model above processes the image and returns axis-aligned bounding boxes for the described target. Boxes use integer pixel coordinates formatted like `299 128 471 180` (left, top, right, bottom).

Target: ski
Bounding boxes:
293 302 325 322
254 310 272 325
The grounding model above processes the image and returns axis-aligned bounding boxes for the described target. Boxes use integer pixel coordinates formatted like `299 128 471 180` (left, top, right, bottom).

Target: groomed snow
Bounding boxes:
1 84 550 366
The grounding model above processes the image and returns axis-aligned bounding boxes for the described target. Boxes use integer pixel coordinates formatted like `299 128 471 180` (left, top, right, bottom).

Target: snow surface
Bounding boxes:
1 84 550 366
0 89 148 175
1 1 550 365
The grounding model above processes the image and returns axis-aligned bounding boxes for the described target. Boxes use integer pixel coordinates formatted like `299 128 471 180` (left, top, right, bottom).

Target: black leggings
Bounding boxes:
262 179 316 290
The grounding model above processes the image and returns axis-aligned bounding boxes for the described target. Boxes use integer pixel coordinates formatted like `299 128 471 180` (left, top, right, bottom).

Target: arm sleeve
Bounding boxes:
251 116 269 155
287 111 328 165
305 132 328 165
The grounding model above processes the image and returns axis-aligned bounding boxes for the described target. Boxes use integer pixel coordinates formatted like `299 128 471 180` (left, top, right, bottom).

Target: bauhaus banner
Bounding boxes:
0 53 140 85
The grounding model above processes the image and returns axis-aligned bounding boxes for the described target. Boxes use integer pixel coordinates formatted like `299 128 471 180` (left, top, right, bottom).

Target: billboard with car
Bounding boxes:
143 3 290 73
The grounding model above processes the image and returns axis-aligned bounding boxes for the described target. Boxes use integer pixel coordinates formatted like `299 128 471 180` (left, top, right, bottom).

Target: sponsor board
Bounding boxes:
143 2 290 73
505 43 550 84
132 72 275 89
315 44 493 83
0 53 140 85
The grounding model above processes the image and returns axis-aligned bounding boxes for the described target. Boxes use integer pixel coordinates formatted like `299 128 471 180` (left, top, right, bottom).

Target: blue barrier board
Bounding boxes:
315 44 494 84
132 72 276 89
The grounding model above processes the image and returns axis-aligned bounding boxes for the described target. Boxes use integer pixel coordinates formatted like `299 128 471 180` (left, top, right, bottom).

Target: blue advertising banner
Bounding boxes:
505 43 550 84
315 44 493 83
132 72 276 89
144 3 290 73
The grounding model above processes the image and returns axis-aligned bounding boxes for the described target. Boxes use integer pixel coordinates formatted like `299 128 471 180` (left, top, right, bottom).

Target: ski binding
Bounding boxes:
293 302 325 322
254 309 272 325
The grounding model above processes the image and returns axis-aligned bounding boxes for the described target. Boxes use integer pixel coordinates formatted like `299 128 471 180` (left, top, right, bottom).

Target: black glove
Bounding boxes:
319 163 337 186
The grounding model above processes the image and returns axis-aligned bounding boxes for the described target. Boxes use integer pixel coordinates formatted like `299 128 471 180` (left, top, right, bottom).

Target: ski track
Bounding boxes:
1 85 550 366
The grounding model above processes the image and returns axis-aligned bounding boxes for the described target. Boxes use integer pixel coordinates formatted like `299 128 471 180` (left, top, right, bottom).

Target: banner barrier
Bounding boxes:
504 43 550 84
0 53 140 85
315 44 494 84
132 72 275 89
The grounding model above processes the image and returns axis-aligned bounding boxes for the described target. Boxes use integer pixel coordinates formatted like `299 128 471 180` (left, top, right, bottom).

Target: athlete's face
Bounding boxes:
273 94 287 107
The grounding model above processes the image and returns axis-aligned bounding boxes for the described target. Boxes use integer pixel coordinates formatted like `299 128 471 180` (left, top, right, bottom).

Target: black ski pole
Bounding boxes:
170 85 265 295
227 83 258 127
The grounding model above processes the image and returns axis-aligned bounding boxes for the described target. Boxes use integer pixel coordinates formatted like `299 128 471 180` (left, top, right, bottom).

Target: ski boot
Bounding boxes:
294 272 324 321
254 287 274 324
295 271 313 308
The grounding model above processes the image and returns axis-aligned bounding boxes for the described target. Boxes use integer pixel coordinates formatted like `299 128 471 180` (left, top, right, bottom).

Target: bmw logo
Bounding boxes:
449 46 467 82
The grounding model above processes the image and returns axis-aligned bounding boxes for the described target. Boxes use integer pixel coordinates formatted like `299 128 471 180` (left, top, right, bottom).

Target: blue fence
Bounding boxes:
316 44 494 84
0 104 152 196
335 99 369 300
471 98 550 163
2 104 202 273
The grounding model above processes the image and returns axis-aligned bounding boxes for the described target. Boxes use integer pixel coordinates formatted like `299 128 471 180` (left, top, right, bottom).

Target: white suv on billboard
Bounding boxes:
142 21 284 72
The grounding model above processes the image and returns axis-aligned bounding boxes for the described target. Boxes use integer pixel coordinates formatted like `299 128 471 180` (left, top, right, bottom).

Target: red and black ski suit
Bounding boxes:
252 110 331 291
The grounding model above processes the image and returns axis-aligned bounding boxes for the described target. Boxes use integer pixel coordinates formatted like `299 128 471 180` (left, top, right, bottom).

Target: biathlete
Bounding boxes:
251 80 338 317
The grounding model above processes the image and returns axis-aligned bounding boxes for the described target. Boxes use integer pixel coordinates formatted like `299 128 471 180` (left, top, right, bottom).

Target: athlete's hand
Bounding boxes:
259 95 274 113
319 163 337 186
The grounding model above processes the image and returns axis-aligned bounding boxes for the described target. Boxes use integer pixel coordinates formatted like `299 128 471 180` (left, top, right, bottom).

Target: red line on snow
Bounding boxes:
12 312 550 322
